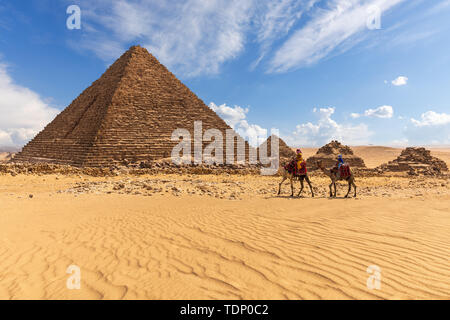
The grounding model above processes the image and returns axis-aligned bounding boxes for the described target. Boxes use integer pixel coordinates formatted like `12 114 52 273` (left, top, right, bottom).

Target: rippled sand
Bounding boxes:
0 173 449 300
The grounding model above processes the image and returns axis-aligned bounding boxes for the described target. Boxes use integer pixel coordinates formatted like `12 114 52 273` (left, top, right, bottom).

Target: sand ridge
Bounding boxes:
0 173 449 300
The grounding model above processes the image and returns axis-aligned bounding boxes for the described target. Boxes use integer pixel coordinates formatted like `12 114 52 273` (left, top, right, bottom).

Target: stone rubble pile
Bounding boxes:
306 140 366 170
0 160 261 177
378 147 448 176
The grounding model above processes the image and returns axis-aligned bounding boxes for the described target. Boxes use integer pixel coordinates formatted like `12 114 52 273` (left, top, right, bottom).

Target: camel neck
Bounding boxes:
319 166 331 176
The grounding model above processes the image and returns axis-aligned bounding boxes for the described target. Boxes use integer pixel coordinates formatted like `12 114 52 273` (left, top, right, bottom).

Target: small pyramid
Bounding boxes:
15 46 251 167
378 147 448 175
257 135 296 162
306 140 366 169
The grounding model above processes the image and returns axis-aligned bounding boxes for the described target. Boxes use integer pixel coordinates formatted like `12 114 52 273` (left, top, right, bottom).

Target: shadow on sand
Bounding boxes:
268 194 357 200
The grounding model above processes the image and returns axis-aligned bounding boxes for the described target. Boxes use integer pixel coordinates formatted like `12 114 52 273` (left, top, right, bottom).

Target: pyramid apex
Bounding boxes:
127 44 147 53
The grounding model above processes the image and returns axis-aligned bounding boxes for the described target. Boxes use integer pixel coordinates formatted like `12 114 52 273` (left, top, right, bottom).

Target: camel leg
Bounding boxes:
297 178 304 197
345 180 351 198
305 176 314 197
290 177 294 197
352 179 357 197
333 182 337 198
329 183 333 198
278 176 287 195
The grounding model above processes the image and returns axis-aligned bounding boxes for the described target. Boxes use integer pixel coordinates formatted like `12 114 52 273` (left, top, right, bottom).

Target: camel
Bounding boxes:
277 161 314 197
316 160 357 198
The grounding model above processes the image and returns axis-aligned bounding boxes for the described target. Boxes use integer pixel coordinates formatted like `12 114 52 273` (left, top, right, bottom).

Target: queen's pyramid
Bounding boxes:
15 46 250 167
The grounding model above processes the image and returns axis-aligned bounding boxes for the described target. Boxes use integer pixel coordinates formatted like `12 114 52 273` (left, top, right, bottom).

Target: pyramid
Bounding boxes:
257 135 295 163
306 140 366 169
378 147 448 174
15 46 251 167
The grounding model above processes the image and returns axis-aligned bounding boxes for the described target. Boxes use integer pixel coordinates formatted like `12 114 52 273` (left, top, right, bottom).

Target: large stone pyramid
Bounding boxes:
15 46 250 167
306 140 366 169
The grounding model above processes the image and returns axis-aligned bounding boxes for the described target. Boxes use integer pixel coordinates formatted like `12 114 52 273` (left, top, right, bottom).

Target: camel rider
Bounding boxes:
337 154 345 169
296 149 306 174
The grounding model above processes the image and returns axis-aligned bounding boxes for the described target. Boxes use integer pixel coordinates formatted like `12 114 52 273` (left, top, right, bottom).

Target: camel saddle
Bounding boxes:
332 163 352 179
284 159 307 176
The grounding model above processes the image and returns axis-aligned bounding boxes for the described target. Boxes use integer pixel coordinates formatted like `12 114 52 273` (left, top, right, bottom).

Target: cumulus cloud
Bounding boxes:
403 110 450 145
269 0 405 73
391 76 408 86
411 111 450 127
0 64 59 148
209 102 267 147
351 105 394 119
285 107 373 146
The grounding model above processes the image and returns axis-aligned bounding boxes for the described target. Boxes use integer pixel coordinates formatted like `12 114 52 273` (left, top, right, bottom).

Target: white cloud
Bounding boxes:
251 0 318 69
351 105 394 119
285 107 373 146
269 0 405 73
391 76 408 86
403 110 450 145
71 0 410 76
208 103 249 128
209 102 267 147
75 0 254 77
426 0 450 16
411 111 450 127
0 64 59 148
364 105 394 118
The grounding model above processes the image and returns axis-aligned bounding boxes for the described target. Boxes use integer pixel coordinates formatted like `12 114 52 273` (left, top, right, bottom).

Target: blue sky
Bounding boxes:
1 0 450 148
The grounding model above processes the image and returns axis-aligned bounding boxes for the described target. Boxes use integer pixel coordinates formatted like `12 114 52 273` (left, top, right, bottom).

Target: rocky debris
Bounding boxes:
378 147 448 176
54 174 450 200
15 45 253 167
60 178 250 200
0 162 113 177
1 160 262 177
1 160 435 179
306 140 366 170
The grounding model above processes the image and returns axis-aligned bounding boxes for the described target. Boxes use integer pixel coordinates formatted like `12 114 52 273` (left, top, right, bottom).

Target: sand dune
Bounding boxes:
0 173 449 300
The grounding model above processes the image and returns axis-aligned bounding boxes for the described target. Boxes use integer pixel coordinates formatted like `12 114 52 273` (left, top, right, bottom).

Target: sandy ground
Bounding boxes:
0 172 449 300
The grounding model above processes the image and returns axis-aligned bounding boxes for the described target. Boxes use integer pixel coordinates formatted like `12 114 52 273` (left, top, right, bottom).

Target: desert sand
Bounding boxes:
1 153 450 300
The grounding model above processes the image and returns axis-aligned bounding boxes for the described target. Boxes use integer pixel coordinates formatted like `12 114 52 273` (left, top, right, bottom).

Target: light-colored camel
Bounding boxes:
277 165 314 198
316 160 357 198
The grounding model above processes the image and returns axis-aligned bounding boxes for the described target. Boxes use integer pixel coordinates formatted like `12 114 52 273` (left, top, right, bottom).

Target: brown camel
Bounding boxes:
277 165 314 198
316 160 357 198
